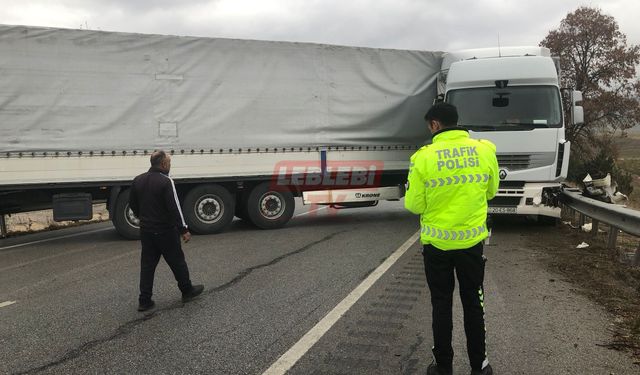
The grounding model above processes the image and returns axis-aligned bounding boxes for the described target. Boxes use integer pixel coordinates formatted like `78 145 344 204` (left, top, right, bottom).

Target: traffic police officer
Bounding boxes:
405 103 499 375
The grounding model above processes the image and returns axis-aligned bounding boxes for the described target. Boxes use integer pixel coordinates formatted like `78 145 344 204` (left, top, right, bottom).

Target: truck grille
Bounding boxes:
497 152 555 171
497 154 530 170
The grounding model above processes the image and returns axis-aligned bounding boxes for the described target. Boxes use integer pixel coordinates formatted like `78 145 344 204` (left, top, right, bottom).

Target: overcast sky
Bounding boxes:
0 0 639 51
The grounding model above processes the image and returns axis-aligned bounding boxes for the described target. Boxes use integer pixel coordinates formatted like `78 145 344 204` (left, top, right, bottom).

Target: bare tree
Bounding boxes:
540 6 640 148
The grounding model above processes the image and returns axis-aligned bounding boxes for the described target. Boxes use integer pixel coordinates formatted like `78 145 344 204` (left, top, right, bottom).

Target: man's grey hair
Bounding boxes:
150 150 167 167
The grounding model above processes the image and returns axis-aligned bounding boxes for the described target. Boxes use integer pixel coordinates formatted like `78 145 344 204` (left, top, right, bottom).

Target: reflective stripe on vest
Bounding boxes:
421 224 487 241
425 174 490 188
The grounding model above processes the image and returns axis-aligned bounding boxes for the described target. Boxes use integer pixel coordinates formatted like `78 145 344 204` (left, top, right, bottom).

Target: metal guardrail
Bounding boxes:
560 188 640 266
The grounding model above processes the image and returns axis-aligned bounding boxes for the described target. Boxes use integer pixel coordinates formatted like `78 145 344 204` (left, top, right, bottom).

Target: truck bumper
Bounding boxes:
488 182 562 218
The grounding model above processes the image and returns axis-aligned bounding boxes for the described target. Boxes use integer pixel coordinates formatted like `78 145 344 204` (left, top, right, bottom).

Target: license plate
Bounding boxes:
488 206 517 214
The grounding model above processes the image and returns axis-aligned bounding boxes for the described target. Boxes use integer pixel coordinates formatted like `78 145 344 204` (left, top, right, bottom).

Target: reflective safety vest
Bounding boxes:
404 128 499 250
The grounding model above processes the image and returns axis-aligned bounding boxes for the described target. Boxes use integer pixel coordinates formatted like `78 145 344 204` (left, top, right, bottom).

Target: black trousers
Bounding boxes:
139 229 192 302
422 242 487 371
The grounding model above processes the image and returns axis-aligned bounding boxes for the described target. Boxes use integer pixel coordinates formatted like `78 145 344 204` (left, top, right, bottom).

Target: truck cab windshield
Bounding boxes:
446 86 562 130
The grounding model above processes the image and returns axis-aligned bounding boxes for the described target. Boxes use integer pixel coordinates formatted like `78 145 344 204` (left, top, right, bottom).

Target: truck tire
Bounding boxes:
112 189 140 240
246 182 295 229
183 184 234 234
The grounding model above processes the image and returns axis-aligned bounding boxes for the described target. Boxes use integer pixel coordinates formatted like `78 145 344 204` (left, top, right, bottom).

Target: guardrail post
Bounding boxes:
591 219 599 238
578 213 586 228
569 208 576 226
0 214 7 238
571 209 576 224
607 226 619 250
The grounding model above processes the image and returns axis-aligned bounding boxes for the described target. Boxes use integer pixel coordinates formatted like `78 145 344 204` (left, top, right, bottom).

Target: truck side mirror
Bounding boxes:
572 90 583 103
572 106 584 125
571 90 584 125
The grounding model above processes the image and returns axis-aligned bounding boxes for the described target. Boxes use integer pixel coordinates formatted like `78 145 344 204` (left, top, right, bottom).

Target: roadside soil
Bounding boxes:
533 219 640 366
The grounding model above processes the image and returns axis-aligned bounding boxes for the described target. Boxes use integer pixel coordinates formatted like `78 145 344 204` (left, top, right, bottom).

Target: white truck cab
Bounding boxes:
439 47 583 219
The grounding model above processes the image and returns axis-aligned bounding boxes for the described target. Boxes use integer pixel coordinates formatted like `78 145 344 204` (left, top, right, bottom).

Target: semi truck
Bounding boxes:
0 26 582 239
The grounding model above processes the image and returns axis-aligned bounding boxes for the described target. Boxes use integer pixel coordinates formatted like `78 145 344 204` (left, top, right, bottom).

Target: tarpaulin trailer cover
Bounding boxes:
0 25 442 153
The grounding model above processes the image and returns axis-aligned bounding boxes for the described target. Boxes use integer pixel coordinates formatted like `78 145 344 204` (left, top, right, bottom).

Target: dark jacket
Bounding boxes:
129 167 188 234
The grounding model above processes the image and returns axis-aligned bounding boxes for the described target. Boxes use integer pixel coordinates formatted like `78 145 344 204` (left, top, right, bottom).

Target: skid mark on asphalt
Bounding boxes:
13 312 158 375
208 229 349 294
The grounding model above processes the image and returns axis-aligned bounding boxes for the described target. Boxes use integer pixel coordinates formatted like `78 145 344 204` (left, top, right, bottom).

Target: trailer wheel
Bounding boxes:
246 182 295 229
113 189 140 240
183 185 234 234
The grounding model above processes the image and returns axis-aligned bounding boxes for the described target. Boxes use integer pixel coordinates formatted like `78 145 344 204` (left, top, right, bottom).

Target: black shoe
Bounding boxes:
137 300 155 312
471 364 493 375
427 362 453 375
182 284 204 303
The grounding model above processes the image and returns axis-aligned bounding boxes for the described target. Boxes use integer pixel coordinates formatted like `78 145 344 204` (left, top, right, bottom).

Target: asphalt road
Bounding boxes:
0 201 637 374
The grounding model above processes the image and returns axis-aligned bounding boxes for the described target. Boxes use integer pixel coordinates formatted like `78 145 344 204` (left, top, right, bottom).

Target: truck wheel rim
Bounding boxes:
196 195 223 223
125 204 140 228
259 192 284 219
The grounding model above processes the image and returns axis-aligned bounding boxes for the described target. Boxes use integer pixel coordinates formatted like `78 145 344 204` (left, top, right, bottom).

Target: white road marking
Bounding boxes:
262 230 420 375
0 300 17 308
0 246 101 273
0 227 111 252
7 250 138 297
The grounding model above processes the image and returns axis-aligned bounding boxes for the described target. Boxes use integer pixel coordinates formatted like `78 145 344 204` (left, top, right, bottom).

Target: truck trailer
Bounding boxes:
0 25 442 239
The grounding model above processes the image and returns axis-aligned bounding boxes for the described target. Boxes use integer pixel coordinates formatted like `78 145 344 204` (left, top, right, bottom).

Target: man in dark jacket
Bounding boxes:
129 150 204 311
